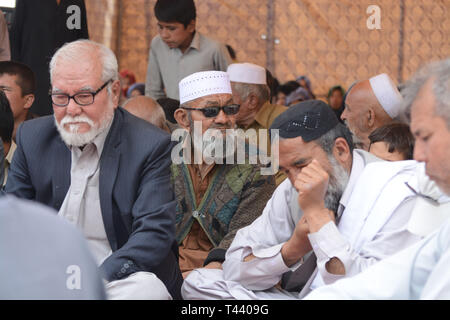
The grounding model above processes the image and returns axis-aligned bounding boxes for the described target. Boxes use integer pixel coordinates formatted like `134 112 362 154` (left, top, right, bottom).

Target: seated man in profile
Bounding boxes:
172 70 277 278
5 39 183 300
341 73 403 150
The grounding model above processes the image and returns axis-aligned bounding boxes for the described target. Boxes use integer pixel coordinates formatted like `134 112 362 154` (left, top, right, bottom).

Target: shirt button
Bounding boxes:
192 211 199 218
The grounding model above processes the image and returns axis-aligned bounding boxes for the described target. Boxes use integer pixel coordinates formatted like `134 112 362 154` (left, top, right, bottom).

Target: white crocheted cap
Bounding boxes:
369 73 403 119
227 62 266 85
179 71 232 105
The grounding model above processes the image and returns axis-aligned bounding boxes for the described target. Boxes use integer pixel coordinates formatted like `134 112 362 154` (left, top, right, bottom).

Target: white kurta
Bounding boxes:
304 217 450 299
182 151 423 300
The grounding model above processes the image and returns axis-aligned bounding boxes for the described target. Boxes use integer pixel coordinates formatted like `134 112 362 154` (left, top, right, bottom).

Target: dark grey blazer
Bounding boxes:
0 138 4 187
5 107 183 299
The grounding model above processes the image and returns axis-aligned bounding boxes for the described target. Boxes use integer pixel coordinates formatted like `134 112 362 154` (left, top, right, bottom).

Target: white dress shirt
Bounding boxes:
59 122 113 266
304 217 450 299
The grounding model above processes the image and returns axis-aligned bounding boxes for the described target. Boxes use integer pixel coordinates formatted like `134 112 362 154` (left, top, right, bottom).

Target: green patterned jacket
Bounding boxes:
171 158 276 264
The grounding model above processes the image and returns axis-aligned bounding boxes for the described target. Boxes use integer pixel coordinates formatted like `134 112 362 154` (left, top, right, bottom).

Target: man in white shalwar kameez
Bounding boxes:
182 100 425 300
305 58 450 300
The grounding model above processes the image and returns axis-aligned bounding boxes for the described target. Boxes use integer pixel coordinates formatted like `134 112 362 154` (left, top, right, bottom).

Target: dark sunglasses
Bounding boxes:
181 104 240 118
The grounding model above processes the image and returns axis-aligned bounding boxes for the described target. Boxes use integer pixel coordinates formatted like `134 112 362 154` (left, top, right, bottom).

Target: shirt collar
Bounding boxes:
5 141 16 164
189 31 200 51
254 101 271 128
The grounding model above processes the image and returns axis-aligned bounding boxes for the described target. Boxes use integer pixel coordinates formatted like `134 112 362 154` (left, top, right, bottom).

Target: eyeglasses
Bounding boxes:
181 104 240 118
49 79 112 107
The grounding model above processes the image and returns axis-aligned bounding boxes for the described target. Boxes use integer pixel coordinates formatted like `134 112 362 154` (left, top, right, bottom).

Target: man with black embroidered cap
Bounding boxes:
182 100 422 299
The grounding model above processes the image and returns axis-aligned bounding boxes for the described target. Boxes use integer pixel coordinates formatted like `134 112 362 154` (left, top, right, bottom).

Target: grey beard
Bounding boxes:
324 156 350 214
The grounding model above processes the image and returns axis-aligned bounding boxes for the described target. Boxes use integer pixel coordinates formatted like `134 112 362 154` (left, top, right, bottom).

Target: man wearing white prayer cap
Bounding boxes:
341 73 403 150
172 70 276 278
227 63 286 131
227 63 287 185
304 58 450 300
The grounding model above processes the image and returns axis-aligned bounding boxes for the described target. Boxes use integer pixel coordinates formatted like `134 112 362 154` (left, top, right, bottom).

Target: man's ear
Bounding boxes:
174 108 191 131
367 108 375 128
247 93 259 111
332 137 351 167
111 80 121 108
23 94 35 109
186 19 196 33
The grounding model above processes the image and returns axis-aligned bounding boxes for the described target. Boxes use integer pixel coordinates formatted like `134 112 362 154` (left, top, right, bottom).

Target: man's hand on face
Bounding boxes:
294 159 335 233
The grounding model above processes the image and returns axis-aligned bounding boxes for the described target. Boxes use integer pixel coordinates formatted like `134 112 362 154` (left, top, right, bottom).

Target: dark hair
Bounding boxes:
277 81 300 96
266 69 279 103
0 61 36 96
157 97 180 124
327 85 345 99
368 122 414 160
226 44 236 60
316 122 354 156
154 0 196 27
0 90 14 143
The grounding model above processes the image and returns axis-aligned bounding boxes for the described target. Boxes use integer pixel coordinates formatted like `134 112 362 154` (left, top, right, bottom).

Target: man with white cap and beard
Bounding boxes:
227 63 287 133
227 63 287 185
304 58 450 300
182 100 423 299
172 70 276 279
341 73 403 150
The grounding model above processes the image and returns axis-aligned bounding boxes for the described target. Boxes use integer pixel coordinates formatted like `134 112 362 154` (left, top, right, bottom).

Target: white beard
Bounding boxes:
192 128 238 164
324 156 350 213
55 106 114 147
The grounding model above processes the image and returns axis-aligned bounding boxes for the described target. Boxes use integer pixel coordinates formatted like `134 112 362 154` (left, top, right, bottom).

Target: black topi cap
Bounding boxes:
270 100 339 142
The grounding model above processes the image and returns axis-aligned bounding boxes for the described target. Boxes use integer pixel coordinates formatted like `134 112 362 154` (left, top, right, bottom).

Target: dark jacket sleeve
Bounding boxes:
0 138 4 187
99 133 178 282
4 123 36 200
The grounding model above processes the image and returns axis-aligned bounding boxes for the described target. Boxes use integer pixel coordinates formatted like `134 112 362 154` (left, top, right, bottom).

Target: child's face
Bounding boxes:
157 20 195 51
369 141 406 161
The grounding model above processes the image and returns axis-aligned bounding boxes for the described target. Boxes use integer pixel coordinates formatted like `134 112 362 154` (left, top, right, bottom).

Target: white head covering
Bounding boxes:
179 71 232 105
227 63 266 85
369 73 403 119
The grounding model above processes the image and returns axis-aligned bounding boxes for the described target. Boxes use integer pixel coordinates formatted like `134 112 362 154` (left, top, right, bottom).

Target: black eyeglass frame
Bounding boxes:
49 79 113 107
181 104 240 118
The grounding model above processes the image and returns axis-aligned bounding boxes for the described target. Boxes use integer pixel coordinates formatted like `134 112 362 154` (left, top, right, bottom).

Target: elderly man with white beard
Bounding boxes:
5 40 183 300
304 58 450 300
182 100 423 299
171 71 276 279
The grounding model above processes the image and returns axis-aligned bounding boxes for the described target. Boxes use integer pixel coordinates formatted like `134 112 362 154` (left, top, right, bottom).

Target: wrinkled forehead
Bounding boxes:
187 93 233 107
52 51 102 81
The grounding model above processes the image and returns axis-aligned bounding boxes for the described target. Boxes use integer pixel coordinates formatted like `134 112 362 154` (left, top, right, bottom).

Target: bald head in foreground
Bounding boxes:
123 96 170 133
341 73 403 150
